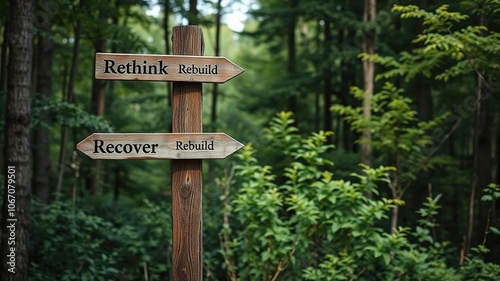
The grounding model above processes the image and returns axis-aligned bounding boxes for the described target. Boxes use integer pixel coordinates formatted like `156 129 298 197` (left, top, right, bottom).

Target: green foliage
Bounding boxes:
264 111 301 155
393 5 469 33
460 254 500 281
480 184 500 242
32 97 113 132
218 112 500 280
30 201 120 281
29 198 172 280
25 110 499 280
331 82 449 198
416 194 442 232
360 3 500 82
481 183 500 203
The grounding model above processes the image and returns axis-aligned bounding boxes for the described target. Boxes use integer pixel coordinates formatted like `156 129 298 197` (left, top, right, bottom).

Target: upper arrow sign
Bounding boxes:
76 133 244 160
95 53 244 83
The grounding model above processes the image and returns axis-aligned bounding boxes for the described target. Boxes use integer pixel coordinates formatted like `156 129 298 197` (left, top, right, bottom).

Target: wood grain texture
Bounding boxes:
171 25 204 281
1 0 34 280
76 133 243 160
95 53 243 83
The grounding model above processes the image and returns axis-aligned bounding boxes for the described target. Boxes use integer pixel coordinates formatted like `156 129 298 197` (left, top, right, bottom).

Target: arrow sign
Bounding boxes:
95 53 244 83
76 133 244 160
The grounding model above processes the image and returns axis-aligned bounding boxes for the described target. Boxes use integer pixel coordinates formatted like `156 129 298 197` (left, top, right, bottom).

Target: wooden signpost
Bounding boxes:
77 25 243 281
95 53 243 83
76 133 243 160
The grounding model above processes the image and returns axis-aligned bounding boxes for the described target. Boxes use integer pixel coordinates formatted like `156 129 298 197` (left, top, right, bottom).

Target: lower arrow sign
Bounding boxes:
76 133 244 160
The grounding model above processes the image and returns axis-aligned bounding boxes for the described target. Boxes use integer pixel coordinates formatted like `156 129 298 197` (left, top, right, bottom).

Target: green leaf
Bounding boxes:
489 226 500 235
481 195 494 202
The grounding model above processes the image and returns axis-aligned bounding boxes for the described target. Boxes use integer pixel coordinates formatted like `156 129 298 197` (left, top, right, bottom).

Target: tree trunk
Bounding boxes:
391 204 400 234
323 20 333 144
1 0 35 279
210 0 222 132
208 0 223 177
338 21 355 152
287 0 298 114
361 0 376 167
475 74 493 258
88 11 107 196
188 0 198 25
413 0 434 226
0 18 8 92
494 113 500 236
313 21 321 132
55 9 81 199
415 76 432 121
466 71 492 256
466 4 494 257
164 0 172 131
32 13 53 204
0 17 9 177
164 0 170 56
416 0 431 115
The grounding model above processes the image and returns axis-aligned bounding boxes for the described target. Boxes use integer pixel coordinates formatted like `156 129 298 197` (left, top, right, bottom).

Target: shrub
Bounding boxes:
219 112 499 280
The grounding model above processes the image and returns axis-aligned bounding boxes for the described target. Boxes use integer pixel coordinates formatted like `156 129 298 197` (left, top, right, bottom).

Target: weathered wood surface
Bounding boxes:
76 133 243 160
95 53 243 83
171 25 204 281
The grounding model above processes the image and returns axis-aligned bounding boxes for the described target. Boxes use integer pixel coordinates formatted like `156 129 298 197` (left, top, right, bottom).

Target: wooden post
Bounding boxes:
78 24 243 281
171 25 204 281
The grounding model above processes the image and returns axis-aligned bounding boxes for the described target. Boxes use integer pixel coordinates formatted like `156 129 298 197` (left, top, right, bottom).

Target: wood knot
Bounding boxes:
181 175 192 197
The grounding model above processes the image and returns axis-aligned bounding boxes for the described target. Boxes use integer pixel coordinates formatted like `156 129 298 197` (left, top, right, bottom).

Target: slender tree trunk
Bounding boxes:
164 0 172 131
0 18 8 92
339 28 351 152
188 0 198 25
361 0 376 167
164 0 170 56
412 0 435 225
415 0 432 122
391 204 399 234
323 20 333 144
496 112 500 187
466 71 492 256
287 0 298 114
493 111 499 235
476 12 495 261
493 113 500 244
92 42 106 117
32 14 53 204
208 0 223 177
211 0 222 132
415 76 432 121
313 21 321 131
315 91 320 132
466 5 493 257
89 10 107 196
1 0 34 279
476 74 493 257
0 17 9 176
55 4 82 199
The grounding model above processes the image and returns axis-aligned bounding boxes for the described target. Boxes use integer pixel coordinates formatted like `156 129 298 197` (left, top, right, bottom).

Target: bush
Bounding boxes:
30 198 171 280
30 201 120 281
219 112 499 280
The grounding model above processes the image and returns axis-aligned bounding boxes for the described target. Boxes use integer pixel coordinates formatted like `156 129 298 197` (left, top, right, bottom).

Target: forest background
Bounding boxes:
1 0 500 280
